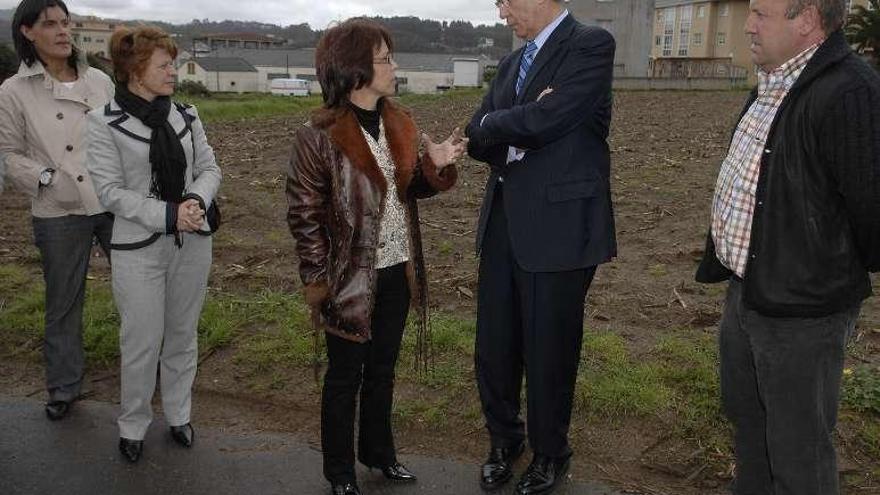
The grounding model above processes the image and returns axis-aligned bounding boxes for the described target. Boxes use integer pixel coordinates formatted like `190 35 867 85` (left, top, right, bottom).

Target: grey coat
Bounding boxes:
86 100 222 249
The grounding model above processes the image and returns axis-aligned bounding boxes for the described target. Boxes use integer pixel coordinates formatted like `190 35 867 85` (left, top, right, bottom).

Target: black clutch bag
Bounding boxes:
206 200 221 233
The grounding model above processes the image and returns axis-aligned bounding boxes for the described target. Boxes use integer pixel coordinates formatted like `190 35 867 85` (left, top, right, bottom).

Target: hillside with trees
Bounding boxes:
163 16 511 56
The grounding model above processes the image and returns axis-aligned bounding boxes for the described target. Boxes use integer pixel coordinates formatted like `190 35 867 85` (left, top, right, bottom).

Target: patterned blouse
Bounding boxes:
362 121 411 269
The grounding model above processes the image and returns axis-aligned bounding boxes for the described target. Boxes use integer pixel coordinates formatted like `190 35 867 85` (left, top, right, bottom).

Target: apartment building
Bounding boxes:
650 0 751 81
651 0 872 83
71 16 117 56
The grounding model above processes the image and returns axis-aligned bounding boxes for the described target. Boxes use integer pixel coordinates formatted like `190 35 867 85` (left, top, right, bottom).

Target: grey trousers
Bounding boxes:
720 278 859 495
111 234 212 440
32 213 113 403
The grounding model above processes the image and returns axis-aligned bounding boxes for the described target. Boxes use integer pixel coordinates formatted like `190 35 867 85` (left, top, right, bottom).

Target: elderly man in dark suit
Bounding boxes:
465 1 616 493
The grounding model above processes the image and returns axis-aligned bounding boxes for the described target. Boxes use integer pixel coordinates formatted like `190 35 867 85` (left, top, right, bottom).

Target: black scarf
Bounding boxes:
114 85 187 203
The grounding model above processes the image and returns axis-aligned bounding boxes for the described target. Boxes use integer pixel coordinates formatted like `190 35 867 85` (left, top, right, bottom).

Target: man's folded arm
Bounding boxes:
477 29 615 151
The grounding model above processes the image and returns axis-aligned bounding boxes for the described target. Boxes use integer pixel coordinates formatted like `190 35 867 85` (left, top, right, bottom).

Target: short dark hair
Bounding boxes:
786 0 847 34
314 18 394 109
11 0 79 69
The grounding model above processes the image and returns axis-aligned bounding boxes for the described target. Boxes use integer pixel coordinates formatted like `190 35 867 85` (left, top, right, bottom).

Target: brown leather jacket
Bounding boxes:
285 99 457 343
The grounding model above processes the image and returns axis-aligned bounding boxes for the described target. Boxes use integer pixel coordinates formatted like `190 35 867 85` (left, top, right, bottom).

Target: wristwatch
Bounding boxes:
39 168 55 187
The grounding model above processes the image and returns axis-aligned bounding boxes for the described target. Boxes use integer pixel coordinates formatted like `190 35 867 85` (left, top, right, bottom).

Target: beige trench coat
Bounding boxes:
0 61 113 217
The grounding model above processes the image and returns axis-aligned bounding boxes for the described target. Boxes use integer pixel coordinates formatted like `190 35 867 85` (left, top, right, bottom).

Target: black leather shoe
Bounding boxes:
329 482 361 495
45 400 70 421
118 438 143 463
514 454 570 495
480 441 525 491
170 423 194 448
378 461 417 482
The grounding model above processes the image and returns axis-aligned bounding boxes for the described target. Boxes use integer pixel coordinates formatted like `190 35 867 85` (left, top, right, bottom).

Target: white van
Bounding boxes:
270 78 310 96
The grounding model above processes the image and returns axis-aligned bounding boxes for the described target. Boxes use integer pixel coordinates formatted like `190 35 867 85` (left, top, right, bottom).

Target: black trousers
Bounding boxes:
475 187 595 459
720 278 859 495
32 213 113 403
321 262 410 484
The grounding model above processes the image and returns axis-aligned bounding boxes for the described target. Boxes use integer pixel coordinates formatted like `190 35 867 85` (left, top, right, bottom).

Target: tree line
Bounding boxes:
0 10 511 55
160 16 512 57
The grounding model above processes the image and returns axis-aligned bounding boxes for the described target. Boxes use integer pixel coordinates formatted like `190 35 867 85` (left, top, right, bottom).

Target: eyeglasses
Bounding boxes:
373 54 394 65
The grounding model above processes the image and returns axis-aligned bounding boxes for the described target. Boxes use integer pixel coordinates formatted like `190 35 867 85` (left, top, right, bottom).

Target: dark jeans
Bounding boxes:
321 262 410 484
720 278 859 495
32 213 113 402
475 187 595 459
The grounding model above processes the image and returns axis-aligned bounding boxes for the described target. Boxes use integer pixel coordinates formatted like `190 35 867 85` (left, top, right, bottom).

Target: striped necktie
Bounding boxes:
516 41 538 95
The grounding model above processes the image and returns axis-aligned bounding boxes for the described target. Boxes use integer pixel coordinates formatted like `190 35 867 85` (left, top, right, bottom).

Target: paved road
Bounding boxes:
0 396 622 495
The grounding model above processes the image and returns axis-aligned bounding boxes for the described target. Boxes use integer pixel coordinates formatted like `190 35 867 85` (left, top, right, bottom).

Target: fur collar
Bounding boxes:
314 99 418 202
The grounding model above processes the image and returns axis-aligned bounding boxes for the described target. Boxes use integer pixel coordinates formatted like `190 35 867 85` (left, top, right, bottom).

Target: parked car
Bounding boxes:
270 78 310 96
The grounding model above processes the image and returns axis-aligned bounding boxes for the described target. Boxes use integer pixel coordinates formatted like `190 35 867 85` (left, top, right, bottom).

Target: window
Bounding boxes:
697 5 706 18
83 36 92 42
693 32 703 46
657 10 664 25
717 32 726 46
655 35 662 46
187 63 195 75
662 8 675 57
719 3 729 16
678 5 692 56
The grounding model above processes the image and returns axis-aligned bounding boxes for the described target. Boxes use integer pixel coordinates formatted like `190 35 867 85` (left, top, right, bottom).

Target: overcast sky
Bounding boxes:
0 0 503 28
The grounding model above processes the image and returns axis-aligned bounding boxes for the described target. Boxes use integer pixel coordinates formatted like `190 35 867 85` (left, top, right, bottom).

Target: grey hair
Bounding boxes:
785 0 847 33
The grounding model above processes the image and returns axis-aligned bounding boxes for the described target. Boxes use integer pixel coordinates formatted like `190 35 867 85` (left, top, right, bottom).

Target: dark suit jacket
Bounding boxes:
466 14 617 272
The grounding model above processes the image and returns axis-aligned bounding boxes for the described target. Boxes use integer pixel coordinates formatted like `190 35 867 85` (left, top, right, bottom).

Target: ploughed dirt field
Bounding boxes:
2 90 879 494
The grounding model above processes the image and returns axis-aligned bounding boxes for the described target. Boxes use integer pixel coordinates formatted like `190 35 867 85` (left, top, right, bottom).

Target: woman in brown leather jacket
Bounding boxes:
284 18 466 495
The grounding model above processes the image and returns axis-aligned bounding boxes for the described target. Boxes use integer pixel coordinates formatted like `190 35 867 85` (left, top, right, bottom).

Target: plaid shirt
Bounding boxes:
711 43 821 277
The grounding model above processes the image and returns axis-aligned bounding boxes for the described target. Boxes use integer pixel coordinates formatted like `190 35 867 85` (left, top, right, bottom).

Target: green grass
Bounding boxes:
394 396 449 428
859 420 880 459
177 93 322 123
576 331 671 418
574 329 728 448
842 365 880 415
0 264 119 365
81 285 120 366
398 87 485 106
175 88 488 124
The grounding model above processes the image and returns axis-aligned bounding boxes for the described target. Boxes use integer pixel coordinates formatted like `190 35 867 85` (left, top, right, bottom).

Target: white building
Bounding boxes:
178 57 259 93
453 58 481 87
206 48 497 94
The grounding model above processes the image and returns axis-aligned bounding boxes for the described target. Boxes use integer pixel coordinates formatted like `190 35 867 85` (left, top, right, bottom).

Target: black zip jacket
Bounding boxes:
696 31 880 317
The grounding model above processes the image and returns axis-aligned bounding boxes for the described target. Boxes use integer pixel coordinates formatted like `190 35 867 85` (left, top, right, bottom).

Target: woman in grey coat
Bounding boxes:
86 26 221 463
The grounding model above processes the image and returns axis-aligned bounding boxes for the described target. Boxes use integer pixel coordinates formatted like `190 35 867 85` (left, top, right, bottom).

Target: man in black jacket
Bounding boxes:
696 1 880 494
465 1 616 494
